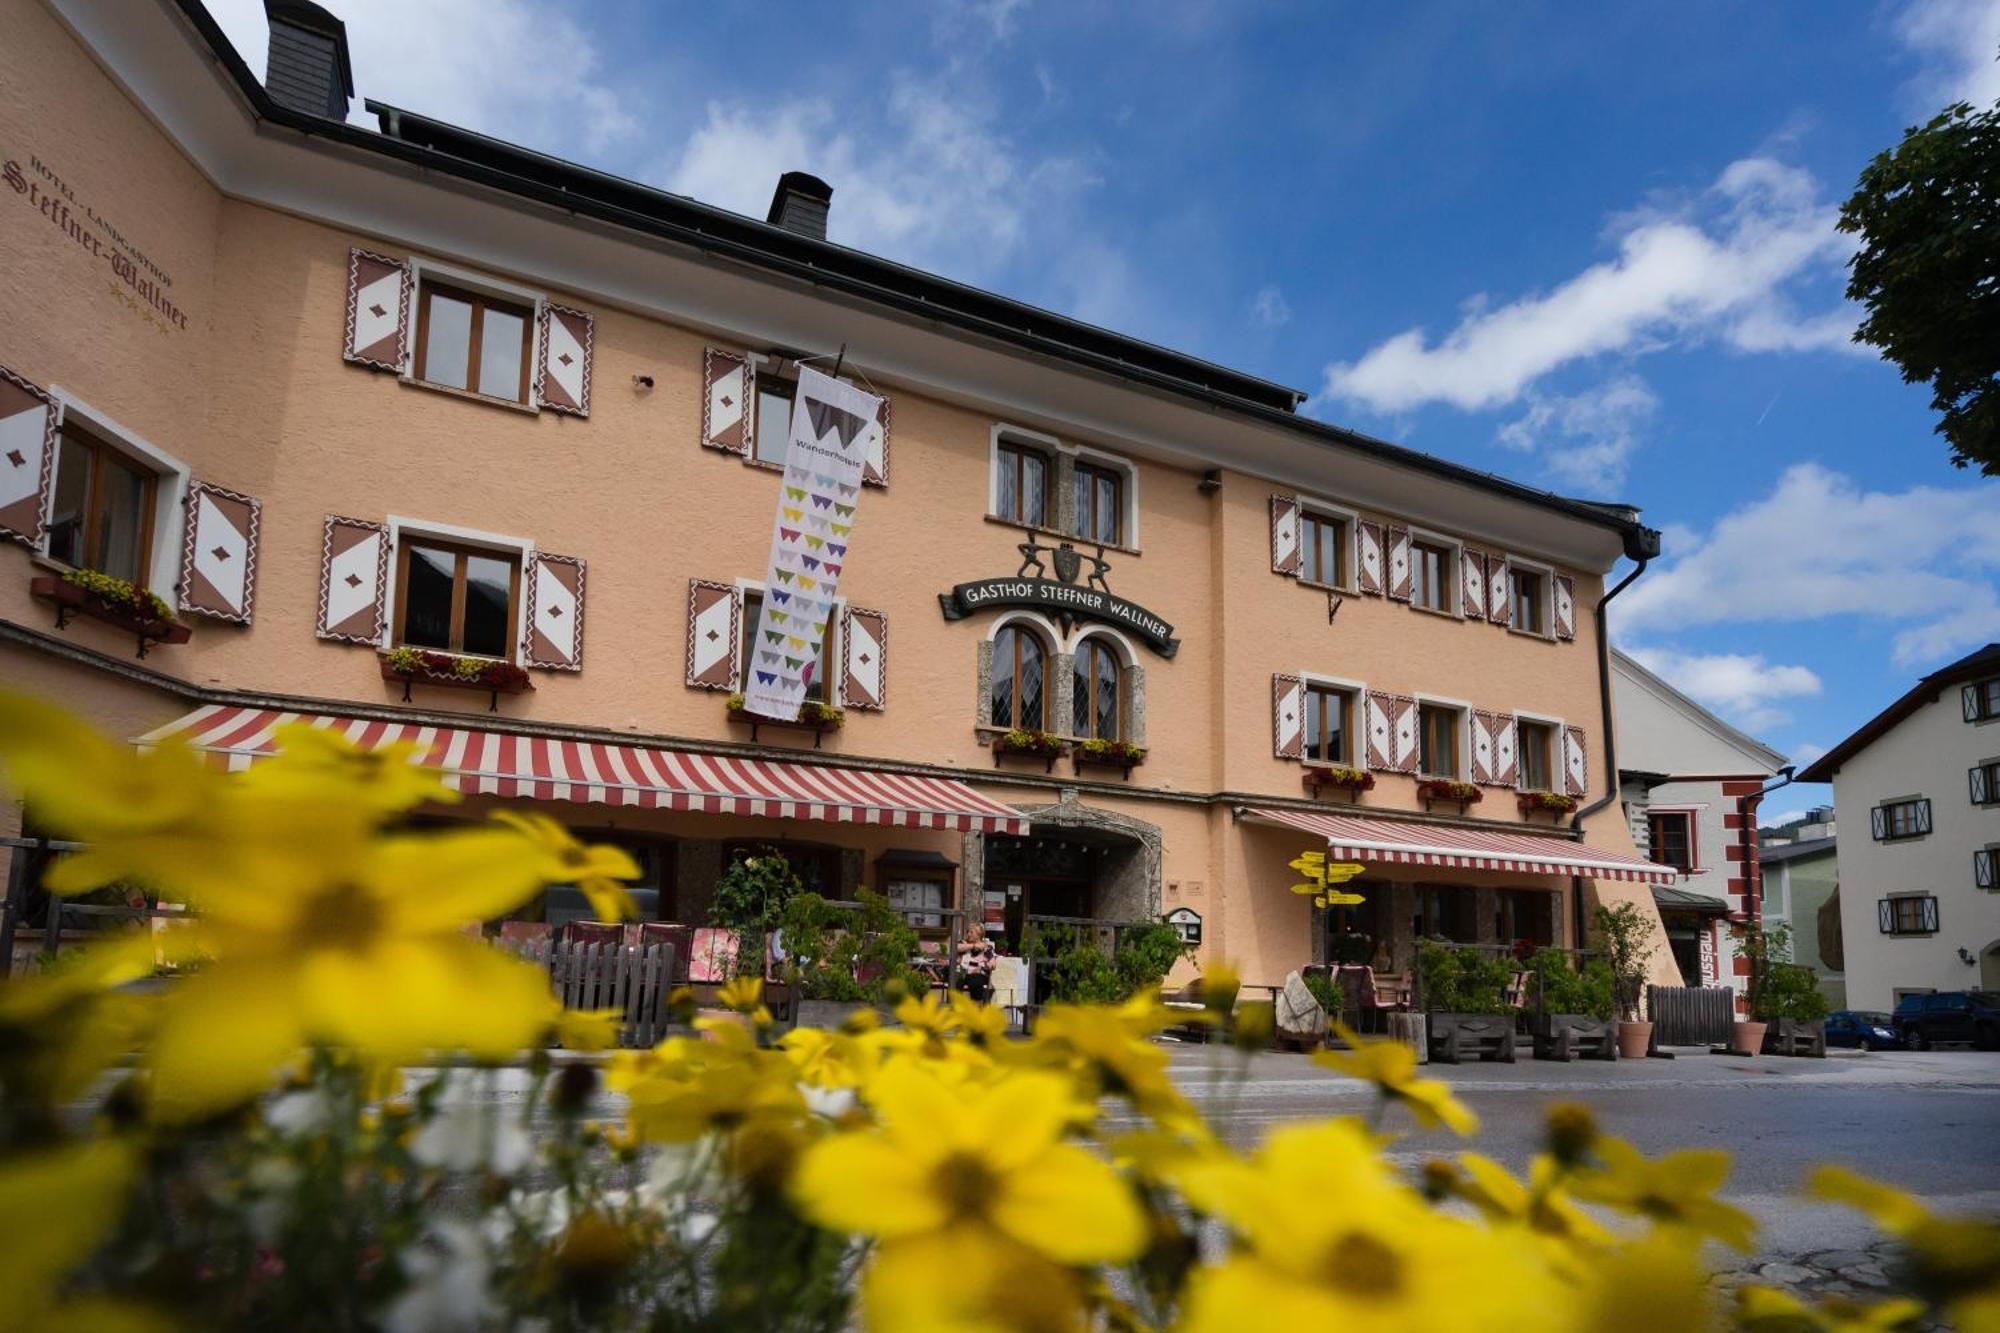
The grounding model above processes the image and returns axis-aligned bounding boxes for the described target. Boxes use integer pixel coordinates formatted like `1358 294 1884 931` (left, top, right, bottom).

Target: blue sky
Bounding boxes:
212 0 2000 819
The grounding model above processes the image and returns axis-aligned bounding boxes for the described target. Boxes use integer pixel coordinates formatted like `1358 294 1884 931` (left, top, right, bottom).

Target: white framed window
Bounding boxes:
1506 554 1554 636
42 390 188 608
1297 498 1358 590
1513 711 1563 792
385 517 533 658
986 426 1140 549
990 425 1060 529
402 259 546 407
1066 443 1139 549
1301 670 1366 766
1414 693 1472 778
1408 527 1461 615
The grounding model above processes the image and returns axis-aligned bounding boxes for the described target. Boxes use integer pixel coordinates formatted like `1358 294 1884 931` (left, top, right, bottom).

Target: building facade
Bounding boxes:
0 0 1677 987
1800 646 2000 1009
1759 824 1843 1009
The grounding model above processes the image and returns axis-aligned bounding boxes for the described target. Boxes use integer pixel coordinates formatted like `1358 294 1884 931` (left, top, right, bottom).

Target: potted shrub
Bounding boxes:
991 729 1066 771
1524 948 1617 1061
1304 766 1375 801
1736 921 1829 1057
1415 778 1483 811
1417 938 1516 1063
31 569 190 655
709 846 802 985
725 693 844 747
1516 790 1577 821
1073 737 1146 776
780 890 925 1028
1595 901 1658 1059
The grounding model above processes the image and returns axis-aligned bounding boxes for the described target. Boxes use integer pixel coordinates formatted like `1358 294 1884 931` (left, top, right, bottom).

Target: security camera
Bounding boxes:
633 374 655 389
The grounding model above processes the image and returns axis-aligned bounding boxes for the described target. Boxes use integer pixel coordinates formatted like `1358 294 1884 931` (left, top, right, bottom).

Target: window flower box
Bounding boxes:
725 693 844 748
1304 766 1375 802
1073 738 1145 778
379 647 533 711
1415 778 1483 812
31 573 190 658
992 729 1067 772
1517 790 1577 821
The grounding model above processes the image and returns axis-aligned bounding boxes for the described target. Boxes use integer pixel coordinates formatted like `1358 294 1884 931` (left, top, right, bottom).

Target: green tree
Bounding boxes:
1838 97 2000 475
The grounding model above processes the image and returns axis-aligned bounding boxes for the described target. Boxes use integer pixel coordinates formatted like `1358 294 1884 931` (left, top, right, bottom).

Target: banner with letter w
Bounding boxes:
742 365 881 721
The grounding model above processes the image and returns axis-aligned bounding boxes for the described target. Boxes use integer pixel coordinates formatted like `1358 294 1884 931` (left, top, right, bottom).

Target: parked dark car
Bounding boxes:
1825 1011 1903 1051
1892 991 2000 1050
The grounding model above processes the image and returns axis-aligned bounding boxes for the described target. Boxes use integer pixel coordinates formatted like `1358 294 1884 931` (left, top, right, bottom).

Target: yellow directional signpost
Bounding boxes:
1289 850 1367 1005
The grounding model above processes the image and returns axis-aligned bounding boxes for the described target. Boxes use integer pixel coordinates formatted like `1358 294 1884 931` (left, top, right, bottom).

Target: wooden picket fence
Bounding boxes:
495 938 680 1049
1646 984 1736 1048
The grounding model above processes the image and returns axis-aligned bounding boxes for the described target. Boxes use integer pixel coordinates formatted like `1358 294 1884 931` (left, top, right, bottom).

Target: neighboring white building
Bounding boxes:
1613 649 1788 998
1800 644 2000 1010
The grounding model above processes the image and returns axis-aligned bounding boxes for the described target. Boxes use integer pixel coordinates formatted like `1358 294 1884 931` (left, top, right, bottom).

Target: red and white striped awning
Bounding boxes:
140 706 1031 836
1242 806 1676 884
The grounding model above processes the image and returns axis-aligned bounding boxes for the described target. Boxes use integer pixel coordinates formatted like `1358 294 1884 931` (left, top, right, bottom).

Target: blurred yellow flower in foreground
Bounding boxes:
491 810 641 922
1810 1166 2000 1333
0 1138 163 1333
1572 1138 1758 1252
1318 1020 1479 1136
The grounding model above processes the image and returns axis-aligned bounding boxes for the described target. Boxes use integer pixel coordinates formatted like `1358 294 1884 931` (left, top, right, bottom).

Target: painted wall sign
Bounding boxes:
939 538 1180 658
4 154 190 334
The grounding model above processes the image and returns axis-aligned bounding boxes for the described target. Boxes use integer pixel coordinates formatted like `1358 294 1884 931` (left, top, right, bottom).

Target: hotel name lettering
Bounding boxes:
939 539 1180 659
4 154 190 334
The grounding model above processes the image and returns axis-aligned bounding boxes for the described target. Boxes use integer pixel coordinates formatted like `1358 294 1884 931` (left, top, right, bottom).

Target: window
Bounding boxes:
1413 884 1477 943
45 420 157 585
741 590 831 701
753 374 795 466
1072 461 1122 545
1871 798 1931 842
1878 895 1938 936
1304 683 1354 765
1971 760 2000 806
1495 888 1554 947
1517 720 1555 792
1301 512 1346 587
1418 703 1461 778
996 442 1050 527
991 625 1048 730
414 280 533 403
1975 847 1995 891
1969 678 2000 721
395 538 520 658
1072 637 1122 740
1411 540 1453 612
1510 567 1545 634
1647 811 1695 874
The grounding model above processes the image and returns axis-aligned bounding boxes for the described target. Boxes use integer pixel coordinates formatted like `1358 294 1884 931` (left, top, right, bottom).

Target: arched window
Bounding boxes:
1073 637 1122 740
992 625 1048 730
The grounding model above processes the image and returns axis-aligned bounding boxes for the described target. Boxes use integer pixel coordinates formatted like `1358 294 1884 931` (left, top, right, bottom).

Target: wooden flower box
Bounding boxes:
1517 791 1578 822
992 733 1067 773
1425 1012 1517 1064
1415 779 1484 814
1759 1017 1827 1058
727 705 842 749
379 652 533 711
30 575 190 658
1304 768 1374 802
1073 744 1145 779
1529 1013 1617 1061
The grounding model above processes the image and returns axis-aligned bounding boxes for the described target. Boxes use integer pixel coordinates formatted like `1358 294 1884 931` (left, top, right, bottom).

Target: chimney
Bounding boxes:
766 172 833 241
262 0 355 120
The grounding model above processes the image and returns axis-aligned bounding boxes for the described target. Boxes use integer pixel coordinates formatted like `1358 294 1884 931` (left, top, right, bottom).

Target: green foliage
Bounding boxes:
777 890 923 1004
711 847 802 975
1026 922 1188 1004
1733 920 1831 1023
1302 971 1342 1015
1330 932 1374 966
384 645 424 674
1076 738 1145 763
1526 948 1615 1020
1839 99 2000 476
1416 939 1513 1015
1114 923 1189 995
1592 901 1657 1021
63 567 174 623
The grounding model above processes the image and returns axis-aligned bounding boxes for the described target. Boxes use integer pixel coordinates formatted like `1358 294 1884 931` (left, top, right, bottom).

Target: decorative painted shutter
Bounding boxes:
523 552 586 669
1562 724 1588 797
1272 674 1304 759
177 480 261 623
1553 572 1577 640
0 365 59 549
316 515 389 643
860 397 890 487
685 578 741 689
1975 848 1995 890
1877 898 1893 933
1384 525 1413 603
840 606 887 710
1921 897 1938 932
1492 714 1518 786
701 348 751 454
1973 765 1993 806
1468 711 1495 784
537 303 593 417
1355 520 1385 595
1487 554 1511 625
1365 691 1395 770
1269 494 1301 576
1966 685 1982 722
1390 695 1421 773
1913 799 1932 835
342 248 411 372
1460 548 1487 621
1870 807 1888 841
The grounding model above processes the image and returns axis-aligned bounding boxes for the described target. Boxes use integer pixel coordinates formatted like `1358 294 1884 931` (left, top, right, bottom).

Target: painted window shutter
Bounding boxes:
1487 554 1511 625
701 348 751 454
342 248 411 372
523 552 586 669
1389 695 1421 773
1562 724 1588 797
1460 548 1487 620
1966 685 1982 722
1364 691 1393 769
686 578 741 689
1870 806 1888 841
1553 572 1577 640
177 480 261 624
1492 714 1518 786
1921 896 1939 932
1468 710 1495 784
316 515 389 643
840 605 887 709
1355 520 1385 595
1975 848 1995 890
1384 525 1414 602
0 365 59 549
1269 493 1301 576
860 397 891 487
1913 798 1932 835
1974 765 1993 806
1272 673 1304 759
537 303 594 417
1877 898 1893 933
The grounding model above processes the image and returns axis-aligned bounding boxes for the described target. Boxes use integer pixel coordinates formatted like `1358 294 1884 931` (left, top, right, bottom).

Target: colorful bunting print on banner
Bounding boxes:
742 365 882 721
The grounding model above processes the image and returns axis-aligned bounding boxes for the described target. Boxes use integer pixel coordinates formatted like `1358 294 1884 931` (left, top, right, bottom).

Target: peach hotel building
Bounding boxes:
0 0 1681 986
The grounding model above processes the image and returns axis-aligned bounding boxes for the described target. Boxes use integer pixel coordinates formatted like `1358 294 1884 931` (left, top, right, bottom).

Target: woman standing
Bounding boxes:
955 921 997 1003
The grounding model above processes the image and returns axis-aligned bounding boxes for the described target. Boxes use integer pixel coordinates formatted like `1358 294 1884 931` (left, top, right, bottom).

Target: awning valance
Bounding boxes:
1241 807 1677 885
1651 883 1731 916
140 706 1031 836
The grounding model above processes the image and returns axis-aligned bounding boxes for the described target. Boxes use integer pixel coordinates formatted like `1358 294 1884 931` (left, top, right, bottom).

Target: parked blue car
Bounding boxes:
1824 1011 1903 1051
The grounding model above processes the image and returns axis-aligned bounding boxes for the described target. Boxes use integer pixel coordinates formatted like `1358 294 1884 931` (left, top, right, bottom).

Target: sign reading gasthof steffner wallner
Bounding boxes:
938 538 1179 658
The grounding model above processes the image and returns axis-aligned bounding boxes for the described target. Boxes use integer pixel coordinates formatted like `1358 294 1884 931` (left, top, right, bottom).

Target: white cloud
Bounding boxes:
1789 741 1829 766
205 0 635 153
1623 646 1822 732
1616 463 2000 669
1495 375 1658 495
1896 0 2000 107
1250 285 1292 328
1320 157 1859 415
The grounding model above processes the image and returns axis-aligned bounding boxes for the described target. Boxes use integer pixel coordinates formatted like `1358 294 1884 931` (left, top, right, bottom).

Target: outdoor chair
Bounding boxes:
1336 966 1408 1034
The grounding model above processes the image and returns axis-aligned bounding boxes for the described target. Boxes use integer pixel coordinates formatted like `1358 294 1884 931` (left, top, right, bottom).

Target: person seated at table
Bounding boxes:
955 921 997 1003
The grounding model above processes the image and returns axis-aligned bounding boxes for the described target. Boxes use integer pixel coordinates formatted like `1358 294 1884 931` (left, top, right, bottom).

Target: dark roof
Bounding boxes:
1758 836 1837 865
170 0 1661 554
1797 643 2000 783
1651 883 1730 916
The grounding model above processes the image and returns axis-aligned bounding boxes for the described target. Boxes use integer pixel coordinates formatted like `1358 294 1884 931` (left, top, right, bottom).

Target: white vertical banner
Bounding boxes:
743 365 882 721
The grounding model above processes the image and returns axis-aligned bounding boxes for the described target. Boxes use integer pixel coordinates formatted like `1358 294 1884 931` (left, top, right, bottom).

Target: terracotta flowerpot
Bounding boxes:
1734 1020 1768 1057
1614 1019 1653 1059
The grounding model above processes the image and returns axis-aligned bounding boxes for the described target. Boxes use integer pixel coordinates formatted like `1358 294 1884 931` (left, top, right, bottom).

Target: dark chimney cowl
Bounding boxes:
766 171 834 241
263 0 355 121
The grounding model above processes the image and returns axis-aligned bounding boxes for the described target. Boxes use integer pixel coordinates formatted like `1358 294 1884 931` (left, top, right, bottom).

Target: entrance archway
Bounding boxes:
961 788 1162 949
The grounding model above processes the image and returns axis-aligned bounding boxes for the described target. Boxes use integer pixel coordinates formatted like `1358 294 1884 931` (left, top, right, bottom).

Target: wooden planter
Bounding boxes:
1426 1012 1517 1064
1416 783 1483 816
31 575 190 658
379 656 533 711
1073 749 1144 780
992 738 1067 773
1516 800 1573 823
1530 1013 1617 1062
793 999 873 1030
1304 774 1371 803
728 707 841 748
1760 1017 1827 1058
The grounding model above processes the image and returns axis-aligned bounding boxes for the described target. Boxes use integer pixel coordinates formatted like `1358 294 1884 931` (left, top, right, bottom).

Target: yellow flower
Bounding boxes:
1809 1166 2000 1330
554 1008 623 1052
859 1225 1092 1333
490 811 642 923
1572 1237 1718 1333
1570 1138 1756 1252
1198 962 1241 1017
245 722 459 813
717 976 765 1013
0 690 215 840
780 1026 882 1091
612 1035 805 1144
1317 1021 1479 1136
1030 1001 1195 1129
1445 1152 1614 1252
946 989 1009 1045
791 1060 1146 1268
1736 1285 1928 1332
0 1138 164 1333
892 988 960 1040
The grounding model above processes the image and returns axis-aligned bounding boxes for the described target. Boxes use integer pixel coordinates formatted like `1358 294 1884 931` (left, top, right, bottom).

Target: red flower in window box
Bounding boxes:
380 647 532 694
1415 778 1483 805
1517 790 1577 816
1303 765 1374 792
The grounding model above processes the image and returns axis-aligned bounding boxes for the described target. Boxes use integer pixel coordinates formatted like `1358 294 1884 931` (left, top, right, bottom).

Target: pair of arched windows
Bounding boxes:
992 626 1123 739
